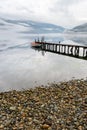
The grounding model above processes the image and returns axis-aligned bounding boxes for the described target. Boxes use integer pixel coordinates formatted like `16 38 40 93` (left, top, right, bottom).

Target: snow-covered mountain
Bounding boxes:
0 18 65 34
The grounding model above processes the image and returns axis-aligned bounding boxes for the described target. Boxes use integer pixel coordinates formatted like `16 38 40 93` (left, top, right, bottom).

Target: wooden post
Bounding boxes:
55 44 57 52
48 44 50 50
50 44 52 51
59 44 60 53
86 49 87 57
61 45 63 53
52 45 54 51
45 44 46 50
44 44 46 50
38 42 87 59
70 46 73 55
67 46 69 54
75 47 79 57
54 44 55 51
46 44 48 50
53 44 54 51
41 43 43 49
74 47 77 56
83 48 85 57
64 46 66 54
47 44 48 50
77 47 79 56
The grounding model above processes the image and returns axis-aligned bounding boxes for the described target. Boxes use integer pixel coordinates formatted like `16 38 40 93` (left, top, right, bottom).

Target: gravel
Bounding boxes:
0 79 87 129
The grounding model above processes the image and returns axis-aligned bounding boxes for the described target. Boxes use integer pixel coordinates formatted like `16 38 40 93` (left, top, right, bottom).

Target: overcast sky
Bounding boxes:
0 0 87 28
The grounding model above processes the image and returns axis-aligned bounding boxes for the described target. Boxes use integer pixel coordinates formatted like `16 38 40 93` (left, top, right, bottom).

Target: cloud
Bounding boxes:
0 0 87 28
70 1 87 21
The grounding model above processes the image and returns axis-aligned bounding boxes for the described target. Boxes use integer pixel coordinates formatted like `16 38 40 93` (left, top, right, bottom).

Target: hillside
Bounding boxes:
70 23 87 32
0 18 65 34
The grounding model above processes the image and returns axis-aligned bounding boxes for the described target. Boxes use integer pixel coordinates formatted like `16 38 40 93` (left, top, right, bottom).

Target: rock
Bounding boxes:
78 125 83 130
48 127 52 130
33 119 39 125
28 117 32 122
42 124 50 129
18 106 22 110
0 125 4 129
85 98 87 104
10 106 16 111
41 104 45 107
0 79 87 129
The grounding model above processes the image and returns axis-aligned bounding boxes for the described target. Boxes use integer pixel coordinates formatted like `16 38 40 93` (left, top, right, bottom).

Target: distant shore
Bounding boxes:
0 79 87 129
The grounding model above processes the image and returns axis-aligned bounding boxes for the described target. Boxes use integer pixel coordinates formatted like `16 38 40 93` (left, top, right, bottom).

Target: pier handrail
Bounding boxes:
32 40 87 59
35 41 87 48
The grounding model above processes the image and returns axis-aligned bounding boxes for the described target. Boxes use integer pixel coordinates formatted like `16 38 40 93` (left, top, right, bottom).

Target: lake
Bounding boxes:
0 29 87 92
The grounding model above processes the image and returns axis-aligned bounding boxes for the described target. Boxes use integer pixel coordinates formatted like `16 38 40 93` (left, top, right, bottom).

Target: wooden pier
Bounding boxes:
32 41 87 59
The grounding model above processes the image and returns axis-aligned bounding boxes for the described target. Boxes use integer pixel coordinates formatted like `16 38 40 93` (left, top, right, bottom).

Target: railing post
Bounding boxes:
67 46 69 54
59 44 60 53
44 43 46 50
86 49 87 57
36 42 87 59
64 46 66 54
70 46 73 55
53 44 54 51
55 44 57 52
83 48 85 57
74 47 77 56
61 45 63 53
77 47 79 56
74 47 79 57
47 44 48 50
48 44 50 50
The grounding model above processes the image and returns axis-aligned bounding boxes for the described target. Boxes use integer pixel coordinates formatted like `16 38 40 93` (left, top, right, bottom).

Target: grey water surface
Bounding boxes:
0 29 87 92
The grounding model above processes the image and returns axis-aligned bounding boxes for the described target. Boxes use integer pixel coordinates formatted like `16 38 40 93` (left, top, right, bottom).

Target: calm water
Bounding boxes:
0 28 87 91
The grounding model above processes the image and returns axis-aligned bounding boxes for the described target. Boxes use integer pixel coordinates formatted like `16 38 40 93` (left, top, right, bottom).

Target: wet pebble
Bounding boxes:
0 79 87 129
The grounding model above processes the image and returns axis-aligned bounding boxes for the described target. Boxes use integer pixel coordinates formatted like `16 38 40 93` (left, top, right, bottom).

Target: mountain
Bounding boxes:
70 23 87 33
0 18 65 34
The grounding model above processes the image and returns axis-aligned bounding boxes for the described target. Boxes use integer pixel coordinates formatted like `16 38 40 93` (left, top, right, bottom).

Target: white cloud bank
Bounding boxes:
0 0 87 28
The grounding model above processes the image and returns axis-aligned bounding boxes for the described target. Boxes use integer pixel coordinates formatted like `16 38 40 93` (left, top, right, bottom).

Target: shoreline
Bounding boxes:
0 79 87 129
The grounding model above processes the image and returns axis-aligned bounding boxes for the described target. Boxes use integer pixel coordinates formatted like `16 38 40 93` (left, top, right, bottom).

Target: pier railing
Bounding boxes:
34 41 87 59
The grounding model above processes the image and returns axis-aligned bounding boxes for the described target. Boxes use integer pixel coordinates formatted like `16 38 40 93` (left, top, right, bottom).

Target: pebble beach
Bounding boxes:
0 79 87 130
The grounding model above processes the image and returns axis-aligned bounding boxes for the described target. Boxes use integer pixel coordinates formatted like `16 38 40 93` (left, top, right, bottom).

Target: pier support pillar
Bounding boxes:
75 47 79 57
59 44 60 53
61 45 63 53
55 44 57 52
67 46 69 54
53 45 54 51
64 46 66 54
70 46 73 55
83 48 85 57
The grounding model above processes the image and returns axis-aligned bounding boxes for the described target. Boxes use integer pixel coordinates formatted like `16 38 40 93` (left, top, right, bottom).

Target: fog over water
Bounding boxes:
0 25 87 92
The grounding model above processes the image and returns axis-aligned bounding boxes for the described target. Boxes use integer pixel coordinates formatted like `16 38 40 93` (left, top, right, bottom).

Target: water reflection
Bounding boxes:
63 34 87 45
0 33 87 92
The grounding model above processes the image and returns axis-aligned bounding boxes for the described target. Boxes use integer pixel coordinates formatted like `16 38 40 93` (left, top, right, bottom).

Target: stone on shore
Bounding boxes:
0 79 87 129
